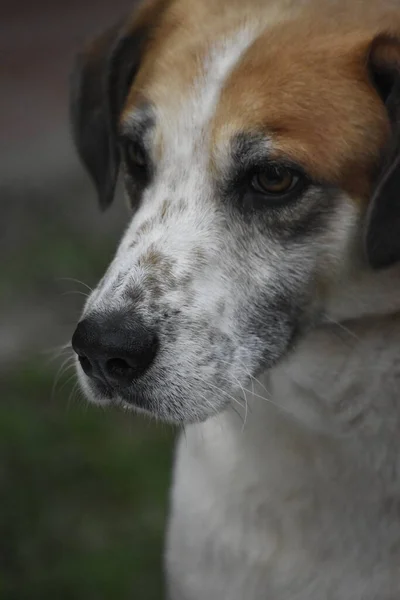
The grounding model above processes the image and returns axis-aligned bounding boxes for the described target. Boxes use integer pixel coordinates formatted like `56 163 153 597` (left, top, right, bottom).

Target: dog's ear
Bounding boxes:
70 1 166 210
364 34 400 269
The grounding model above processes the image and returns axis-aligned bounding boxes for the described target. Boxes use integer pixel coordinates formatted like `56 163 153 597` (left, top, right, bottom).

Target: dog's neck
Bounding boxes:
217 262 400 496
270 261 400 420
325 261 400 323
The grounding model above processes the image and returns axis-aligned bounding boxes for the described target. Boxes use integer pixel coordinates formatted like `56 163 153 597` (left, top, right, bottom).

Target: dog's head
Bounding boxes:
71 0 400 422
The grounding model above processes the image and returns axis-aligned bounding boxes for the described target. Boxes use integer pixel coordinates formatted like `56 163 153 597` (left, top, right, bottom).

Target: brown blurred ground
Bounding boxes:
0 0 135 364
1 0 136 178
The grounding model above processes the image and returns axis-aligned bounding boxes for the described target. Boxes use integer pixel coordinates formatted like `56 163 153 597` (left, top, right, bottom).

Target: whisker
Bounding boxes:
61 290 90 299
217 357 272 397
197 390 224 421
242 386 303 421
204 379 246 413
50 356 76 402
221 371 248 431
324 315 360 341
57 371 78 398
248 372 271 398
231 405 245 425
42 342 73 364
56 277 93 293
213 365 250 430
66 381 80 413
215 370 299 422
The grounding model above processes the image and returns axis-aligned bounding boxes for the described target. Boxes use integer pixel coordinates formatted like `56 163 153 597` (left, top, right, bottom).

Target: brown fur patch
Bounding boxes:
212 17 400 201
119 0 400 203
138 245 165 268
160 199 171 220
136 218 155 237
121 0 278 121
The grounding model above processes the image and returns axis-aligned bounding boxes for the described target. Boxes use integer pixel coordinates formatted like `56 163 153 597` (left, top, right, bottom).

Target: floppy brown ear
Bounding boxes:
364 34 400 269
70 1 166 210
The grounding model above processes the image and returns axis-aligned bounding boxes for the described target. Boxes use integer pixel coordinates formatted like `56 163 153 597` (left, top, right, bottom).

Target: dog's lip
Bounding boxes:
88 376 152 410
87 377 114 399
118 387 151 410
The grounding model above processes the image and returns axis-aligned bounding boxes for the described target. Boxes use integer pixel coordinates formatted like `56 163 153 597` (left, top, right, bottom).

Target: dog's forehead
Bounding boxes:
120 0 400 198
120 0 289 138
121 22 263 149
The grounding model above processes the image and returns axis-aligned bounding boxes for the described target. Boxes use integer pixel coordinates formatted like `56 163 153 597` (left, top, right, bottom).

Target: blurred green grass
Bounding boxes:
0 360 175 600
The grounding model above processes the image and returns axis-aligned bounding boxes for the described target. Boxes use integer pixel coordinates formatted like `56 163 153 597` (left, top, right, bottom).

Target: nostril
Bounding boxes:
106 357 133 380
78 355 93 377
105 338 158 382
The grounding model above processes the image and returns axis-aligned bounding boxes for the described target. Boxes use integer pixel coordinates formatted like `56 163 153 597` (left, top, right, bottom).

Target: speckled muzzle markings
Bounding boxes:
71 24 284 420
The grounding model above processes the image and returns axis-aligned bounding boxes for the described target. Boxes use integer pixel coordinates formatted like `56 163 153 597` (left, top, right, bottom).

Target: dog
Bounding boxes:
70 0 400 597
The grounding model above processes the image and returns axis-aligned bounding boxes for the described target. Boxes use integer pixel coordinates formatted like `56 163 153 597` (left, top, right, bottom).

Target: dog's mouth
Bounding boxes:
78 365 156 411
75 350 149 401
79 373 218 423
73 333 238 422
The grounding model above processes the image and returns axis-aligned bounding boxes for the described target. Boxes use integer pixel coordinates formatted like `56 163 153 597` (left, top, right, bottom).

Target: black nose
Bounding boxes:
72 313 158 388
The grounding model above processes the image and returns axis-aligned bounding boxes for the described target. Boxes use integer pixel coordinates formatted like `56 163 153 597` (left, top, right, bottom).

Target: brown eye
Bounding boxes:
251 167 299 195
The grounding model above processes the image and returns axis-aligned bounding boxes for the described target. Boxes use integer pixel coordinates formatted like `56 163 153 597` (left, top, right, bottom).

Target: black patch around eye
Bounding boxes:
241 170 309 212
219 131 311 215
119 102 156 204
276 189 339 243
122 163 148 212
220 162 310 218
219 145 342 244
119 135 154 211
121 139 151 184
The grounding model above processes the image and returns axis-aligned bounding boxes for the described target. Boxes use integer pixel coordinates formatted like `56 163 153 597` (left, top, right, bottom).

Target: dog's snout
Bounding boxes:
72 313 158 388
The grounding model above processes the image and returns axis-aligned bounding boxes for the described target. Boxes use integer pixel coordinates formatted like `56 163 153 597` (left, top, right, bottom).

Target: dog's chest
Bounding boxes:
167 421 400 600
166 321 400 599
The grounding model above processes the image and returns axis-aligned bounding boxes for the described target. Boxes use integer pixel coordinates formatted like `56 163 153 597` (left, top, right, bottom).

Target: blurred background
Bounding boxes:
1 2 175 598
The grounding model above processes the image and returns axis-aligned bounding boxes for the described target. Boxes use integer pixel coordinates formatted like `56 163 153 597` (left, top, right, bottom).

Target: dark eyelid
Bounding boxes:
120 137 152 187
119 133 145 148
226 161 308 192
248 159 307 180
120 136 149 165
229 133 310 180
119 102 155 136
